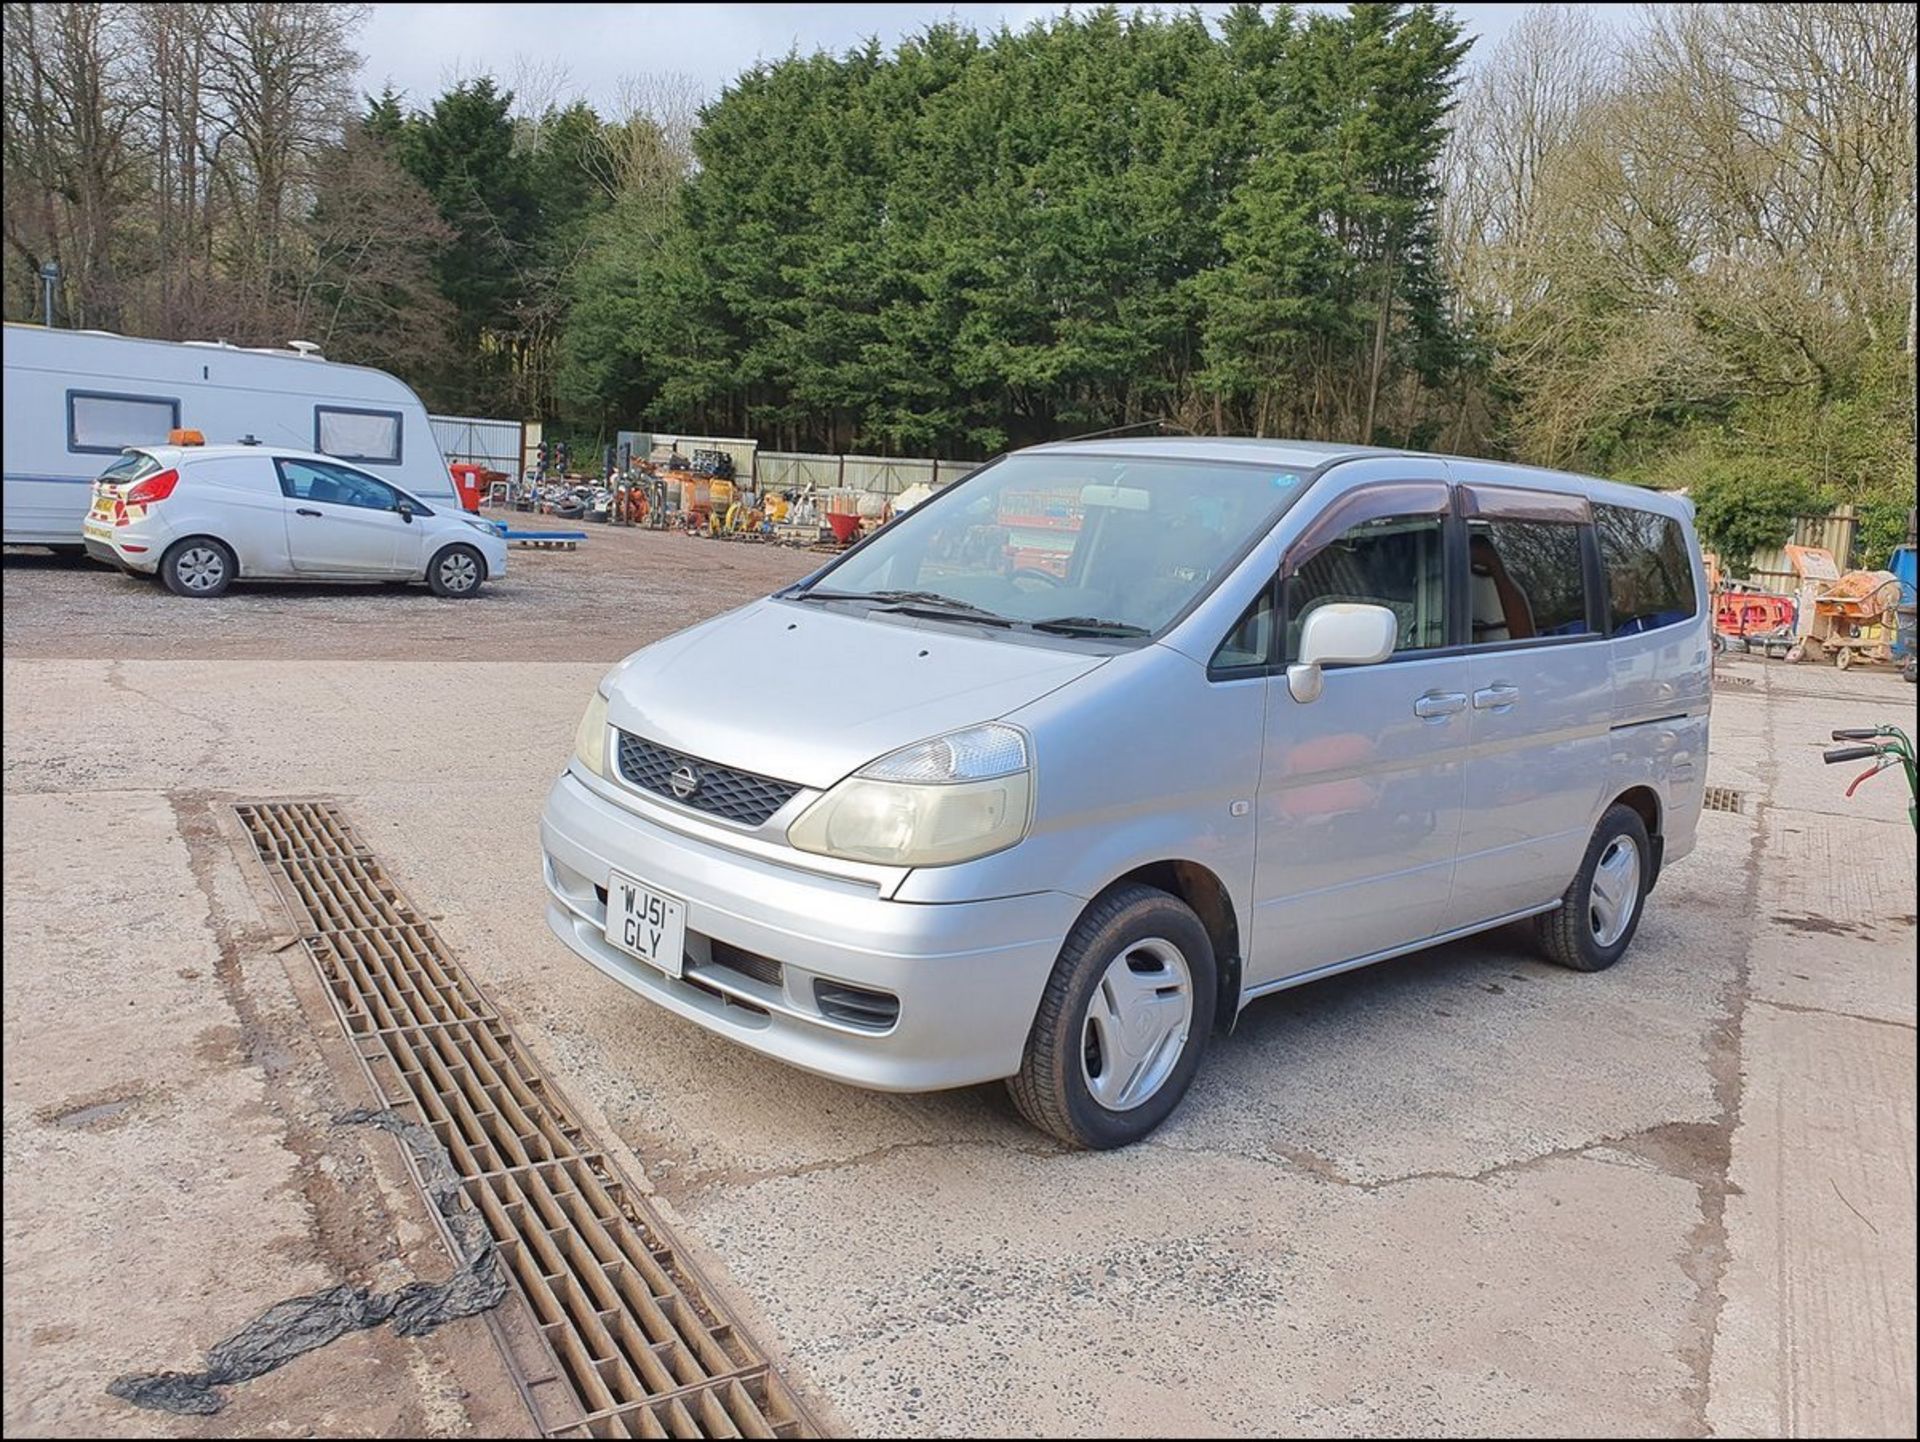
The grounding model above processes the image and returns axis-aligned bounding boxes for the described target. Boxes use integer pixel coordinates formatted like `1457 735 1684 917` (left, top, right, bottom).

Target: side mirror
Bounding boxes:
1286 602 1398 703
397 500 414 524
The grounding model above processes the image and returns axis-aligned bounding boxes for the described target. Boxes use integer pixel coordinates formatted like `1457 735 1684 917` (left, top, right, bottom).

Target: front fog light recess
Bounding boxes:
788 723 1031 866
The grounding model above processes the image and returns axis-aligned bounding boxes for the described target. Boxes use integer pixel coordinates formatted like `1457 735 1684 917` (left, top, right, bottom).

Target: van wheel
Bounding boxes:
161 538 235 598
1534 803 1652 972
1007 884 1216 1149
427 544 484 598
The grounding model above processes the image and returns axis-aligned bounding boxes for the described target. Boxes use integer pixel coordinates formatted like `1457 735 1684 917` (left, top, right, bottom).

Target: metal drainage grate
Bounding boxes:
1704 786 1745 814
237 801 816 1440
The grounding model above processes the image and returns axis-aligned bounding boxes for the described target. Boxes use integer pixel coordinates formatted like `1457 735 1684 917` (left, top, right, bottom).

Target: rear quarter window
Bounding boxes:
1596 504 1698 635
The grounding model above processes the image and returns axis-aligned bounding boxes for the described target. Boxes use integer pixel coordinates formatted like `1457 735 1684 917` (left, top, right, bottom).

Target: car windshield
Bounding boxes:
799 454 1311 636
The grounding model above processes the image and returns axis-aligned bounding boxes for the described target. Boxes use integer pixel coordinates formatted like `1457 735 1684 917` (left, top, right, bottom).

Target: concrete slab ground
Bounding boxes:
3 534 1914 1437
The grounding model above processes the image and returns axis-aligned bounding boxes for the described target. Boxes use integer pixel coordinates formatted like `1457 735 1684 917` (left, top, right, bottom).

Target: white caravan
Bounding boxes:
1 323 457 548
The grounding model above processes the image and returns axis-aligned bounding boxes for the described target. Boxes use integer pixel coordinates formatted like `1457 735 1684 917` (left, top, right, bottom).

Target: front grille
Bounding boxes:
708 939 784 989
615 731 801 826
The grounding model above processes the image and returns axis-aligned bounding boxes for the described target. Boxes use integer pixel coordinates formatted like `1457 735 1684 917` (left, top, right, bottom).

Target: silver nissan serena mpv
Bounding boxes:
540 439 1709 1147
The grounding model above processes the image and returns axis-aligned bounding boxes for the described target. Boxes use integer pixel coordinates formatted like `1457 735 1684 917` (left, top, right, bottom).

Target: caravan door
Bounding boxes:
272 458 410 575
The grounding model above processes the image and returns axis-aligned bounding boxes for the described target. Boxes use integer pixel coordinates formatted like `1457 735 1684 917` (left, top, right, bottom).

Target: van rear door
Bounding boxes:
1443 481 1612 926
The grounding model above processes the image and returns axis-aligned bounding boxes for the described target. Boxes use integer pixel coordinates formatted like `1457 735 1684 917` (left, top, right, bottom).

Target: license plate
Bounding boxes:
603 871 685 978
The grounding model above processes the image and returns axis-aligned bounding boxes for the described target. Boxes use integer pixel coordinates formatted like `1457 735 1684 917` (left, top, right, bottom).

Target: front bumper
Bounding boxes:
540 769 1075 1091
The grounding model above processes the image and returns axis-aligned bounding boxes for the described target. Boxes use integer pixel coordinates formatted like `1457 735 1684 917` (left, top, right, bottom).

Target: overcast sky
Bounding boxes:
355 3 1592 116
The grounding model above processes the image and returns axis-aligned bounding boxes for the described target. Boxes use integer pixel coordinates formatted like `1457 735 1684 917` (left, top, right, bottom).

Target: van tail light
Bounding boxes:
118 468 180 523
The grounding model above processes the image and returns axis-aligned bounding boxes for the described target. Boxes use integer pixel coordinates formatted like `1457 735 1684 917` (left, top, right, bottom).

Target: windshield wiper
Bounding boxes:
792 588 1017 625
1029 616 1150 638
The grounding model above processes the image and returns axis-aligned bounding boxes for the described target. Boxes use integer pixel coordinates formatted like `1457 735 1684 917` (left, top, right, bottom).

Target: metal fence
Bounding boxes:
1745 508 1859 594
757 452 977 497
618 431 759 481
429 413 527 484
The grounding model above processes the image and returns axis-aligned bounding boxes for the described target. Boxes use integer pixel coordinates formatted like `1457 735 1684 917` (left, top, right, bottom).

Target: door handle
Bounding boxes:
1473 684 1520 710
295 507 322 517
1413 691 1468 718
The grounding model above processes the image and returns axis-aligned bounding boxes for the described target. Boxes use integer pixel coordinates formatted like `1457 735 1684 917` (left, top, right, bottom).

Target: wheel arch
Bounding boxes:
1100 859 1243 1029
164 533 241 578
430 538 489 581
1606 785 1664 887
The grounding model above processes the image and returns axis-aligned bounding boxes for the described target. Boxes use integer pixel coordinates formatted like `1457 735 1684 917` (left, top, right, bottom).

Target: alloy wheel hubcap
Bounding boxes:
1080 937 1193 1112
179 547 225 591
441 554 477 591
1589 835 1642 947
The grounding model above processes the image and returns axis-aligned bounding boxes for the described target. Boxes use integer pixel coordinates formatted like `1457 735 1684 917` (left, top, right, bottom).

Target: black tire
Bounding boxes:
427 544 485 598
160 537 236 598
1534 803 1653 972
1007 884 1216 1149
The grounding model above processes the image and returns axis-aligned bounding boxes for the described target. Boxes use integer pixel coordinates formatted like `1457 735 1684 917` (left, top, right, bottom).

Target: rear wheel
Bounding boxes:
427 544 484 598
160 537 235 598
1007 884 1216 1149
1534 803 1652 972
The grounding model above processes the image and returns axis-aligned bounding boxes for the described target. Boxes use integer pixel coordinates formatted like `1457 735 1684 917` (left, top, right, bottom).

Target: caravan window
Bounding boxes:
315 406 402 464
68 392 180 455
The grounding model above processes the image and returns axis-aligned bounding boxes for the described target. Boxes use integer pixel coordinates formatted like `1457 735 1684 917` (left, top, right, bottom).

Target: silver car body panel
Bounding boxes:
541 440 1710 1090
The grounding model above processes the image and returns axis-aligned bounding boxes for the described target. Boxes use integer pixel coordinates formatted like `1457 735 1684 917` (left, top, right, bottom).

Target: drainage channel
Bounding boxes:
236 800 816 1441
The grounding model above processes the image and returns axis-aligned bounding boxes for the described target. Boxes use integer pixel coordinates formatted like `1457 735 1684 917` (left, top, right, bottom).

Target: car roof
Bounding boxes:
129 443 347 467
1014 437 1692 519
1018 436 1394 470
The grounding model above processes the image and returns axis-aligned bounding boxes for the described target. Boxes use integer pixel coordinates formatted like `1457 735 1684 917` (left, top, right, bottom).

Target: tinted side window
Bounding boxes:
1211 584 1275 673
1595 504 1697 635
1468 519 1590 642
276 459 398 511
1286 514 1448 660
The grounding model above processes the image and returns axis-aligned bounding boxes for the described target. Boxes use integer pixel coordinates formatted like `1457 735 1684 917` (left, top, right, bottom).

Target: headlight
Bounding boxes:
787 723 1032 866
573 687 611 777
462 515 499 536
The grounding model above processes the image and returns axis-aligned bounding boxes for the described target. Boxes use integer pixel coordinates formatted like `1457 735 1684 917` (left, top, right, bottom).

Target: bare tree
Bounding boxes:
2 3 143 327
197 2 368 312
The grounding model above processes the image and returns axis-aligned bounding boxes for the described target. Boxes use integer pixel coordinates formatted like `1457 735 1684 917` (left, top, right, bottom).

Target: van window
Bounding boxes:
1285 514 1448 660
276 458 401 512
68 392 180 454
1211 584 1276 673
1468 518 1591 642
1595 504 1697 635
315 406 402 464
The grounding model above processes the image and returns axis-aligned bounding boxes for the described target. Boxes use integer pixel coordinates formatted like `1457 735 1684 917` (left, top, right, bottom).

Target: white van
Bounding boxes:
1 324 457 549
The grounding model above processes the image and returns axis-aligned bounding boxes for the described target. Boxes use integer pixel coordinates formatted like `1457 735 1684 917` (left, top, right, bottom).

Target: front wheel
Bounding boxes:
427 544 485 598
1007 884 1216 1149
1534 803 1652 972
